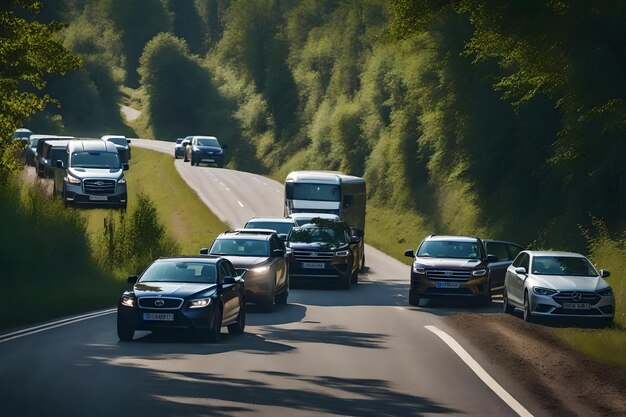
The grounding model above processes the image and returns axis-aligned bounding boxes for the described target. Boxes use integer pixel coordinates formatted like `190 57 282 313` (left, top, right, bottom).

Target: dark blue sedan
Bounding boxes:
116 256 246 342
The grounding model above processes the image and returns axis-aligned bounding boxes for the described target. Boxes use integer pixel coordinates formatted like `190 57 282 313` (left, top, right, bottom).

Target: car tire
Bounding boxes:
503 289 514 314
340 272 352 290
408 291 420 306
604 317 614 327
523 292 533 323
217 161 224 168
351 268 359 284
227 303 246 334
117 318 134 342
184 153 188 162
62 187 70 207
207 305 223 343
275 280 289 305
360 254 366 272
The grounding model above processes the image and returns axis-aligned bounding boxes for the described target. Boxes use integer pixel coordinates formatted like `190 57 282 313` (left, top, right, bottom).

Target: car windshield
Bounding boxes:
417 240 481 259
107 138 127 146
289 225 346 244
29 139 40 148
71 151 121 169
210 238 269 256
246 221 293 235
292 183 340 202
197 138 220 147
49 148 66 162
176 139 183 144
531 256 597 277
139 261 217 283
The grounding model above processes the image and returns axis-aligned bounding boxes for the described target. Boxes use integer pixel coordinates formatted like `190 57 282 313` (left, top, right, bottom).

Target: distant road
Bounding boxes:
0 138 541 417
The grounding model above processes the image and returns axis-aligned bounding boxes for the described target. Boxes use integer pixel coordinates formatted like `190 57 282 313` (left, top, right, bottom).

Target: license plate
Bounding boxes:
563 303 591 310
302 262 325 269
202 159 215 162
89 195 108 201
143 313 174 321
435 281 460 289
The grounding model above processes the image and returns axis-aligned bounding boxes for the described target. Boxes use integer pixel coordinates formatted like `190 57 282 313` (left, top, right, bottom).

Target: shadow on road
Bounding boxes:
259 325 387 349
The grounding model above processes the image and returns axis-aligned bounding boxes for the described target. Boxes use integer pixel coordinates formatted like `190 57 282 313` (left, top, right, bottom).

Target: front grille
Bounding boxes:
138 297 184 310
83 178 116 194
553 291 601 306
427 269 471 281
293 250 334 262
552 308 601 316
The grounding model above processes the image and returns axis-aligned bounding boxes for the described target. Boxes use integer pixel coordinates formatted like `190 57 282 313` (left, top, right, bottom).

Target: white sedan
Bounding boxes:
503 250 615 325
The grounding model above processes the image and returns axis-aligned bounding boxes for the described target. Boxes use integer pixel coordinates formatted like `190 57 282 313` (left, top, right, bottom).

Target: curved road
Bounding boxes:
0 139 543 416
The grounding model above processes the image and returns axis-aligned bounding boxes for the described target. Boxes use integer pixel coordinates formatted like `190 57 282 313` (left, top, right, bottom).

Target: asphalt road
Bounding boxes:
0 139 543 417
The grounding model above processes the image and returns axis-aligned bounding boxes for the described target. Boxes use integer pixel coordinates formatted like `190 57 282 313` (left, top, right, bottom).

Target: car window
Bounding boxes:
219 263 231 280
417 240 481 259
512 252 526 267
210 238 269 256
486 242 508 261
520 254 530 270
139 261 217 283
507 244 523 260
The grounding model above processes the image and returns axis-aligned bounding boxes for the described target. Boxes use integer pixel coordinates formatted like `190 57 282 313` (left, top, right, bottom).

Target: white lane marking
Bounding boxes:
224 187 230 192
0 309 116 343
425 325 533 417
274 189 282 194
237 200 244 208
252 177 268 186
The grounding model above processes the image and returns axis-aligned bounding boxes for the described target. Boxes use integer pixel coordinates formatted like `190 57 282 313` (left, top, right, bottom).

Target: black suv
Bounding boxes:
404 235 500 306
184 135 227 167
287 219 361 289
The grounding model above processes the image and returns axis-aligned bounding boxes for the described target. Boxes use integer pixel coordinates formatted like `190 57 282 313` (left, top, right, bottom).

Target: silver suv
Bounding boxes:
53 139 129 209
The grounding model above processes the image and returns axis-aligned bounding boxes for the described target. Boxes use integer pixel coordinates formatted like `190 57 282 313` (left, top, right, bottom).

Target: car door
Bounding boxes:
270 236 287 290
485 241 511 292
219 261 239 323
508 253 530 305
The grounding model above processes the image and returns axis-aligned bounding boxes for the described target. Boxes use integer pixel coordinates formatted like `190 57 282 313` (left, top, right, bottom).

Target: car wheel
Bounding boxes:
340 272 352 290
207 305 223 343
408 291 420 306
62 187 70 207
503 288 514 314
184 153 188 162
604 317 614 327
360 254 366 272
262 287 276 312
351 268 359 284
117 317 134 342
523 292 533 323
275 280 289 305
227 302 246 334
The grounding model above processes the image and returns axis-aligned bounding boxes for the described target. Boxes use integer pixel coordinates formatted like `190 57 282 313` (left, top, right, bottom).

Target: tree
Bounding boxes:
0 0 81 175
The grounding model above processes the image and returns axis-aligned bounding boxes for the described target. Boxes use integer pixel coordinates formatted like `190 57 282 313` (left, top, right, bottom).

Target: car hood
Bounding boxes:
133 282 216 298
217 256 268 268
68 167 123 179
414 257 484 269
289 242 349 252
194 146 222 152
530 275 608 292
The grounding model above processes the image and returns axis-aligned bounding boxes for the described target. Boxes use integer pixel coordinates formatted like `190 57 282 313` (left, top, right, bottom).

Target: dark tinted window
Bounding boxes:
210 238 269 256
486 242 508 261
292 184 340 202
418 240 481 259
107 138 127 146
507 244 523 260
140 261 217 283
196 138 220 147
71 151 121 169
531 256 597 277
289 225 348 244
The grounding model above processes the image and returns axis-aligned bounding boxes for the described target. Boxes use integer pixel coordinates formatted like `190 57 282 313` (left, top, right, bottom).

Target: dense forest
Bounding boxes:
22 0 626 252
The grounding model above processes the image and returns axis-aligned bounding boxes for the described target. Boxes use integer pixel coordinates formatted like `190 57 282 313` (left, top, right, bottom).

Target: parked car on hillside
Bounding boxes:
101 135 131 163
36 140 70 178
287 219 361 289
53 139 129 208
201 229 288 311
116 256 246 342
184 135 227 167
503 250 615 325
404 235 503 306
244 217 297 241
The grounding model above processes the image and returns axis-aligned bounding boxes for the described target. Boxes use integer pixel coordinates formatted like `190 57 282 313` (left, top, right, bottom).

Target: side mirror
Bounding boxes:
223 276 236 285
123 163 129 171
221 144 228 150
514 267 527 275
350 236 360 244
600 269 610 278
277 233 288 241
127 275 139 284
272 249 285 257
351 228 364 238
56 160 64 169
486 254 499 263
126 139 131 144
199 248 209 255
404 249 414 258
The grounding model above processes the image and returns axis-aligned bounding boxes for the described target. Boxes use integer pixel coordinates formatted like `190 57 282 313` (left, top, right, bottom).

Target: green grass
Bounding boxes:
84 147 228 256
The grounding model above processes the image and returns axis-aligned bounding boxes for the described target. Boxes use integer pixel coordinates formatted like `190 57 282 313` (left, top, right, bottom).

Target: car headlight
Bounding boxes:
120 295 135 307
189 298 212 308
472 269 488 276
335 250 349 257
67 175 81 184
251 265 270 273
412 264 426 274
533 287 557 296
118 176 126 184
596 287 613 297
